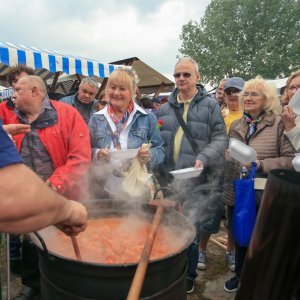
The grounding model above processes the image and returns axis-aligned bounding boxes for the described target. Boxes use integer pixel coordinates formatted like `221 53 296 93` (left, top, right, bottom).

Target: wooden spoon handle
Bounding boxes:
71 235 82 261
127 206 164 300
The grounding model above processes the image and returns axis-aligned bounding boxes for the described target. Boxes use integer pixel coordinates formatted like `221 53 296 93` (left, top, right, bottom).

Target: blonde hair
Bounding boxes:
281 70 300 102
106 68 138 98
239 76 282 115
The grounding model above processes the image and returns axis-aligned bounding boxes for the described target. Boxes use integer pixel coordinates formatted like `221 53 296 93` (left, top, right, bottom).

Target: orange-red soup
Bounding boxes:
47 216 185 264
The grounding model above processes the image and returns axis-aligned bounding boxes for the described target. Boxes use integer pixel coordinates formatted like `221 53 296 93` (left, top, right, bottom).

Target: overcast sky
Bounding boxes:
0 0 211 80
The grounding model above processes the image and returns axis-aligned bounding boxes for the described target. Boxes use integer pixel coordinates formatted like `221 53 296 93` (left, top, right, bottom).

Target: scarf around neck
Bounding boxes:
243 111 265 144
108 101 134 149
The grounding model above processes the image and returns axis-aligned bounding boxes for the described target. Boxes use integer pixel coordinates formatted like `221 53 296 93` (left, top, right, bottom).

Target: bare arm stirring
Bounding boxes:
0 163 87 234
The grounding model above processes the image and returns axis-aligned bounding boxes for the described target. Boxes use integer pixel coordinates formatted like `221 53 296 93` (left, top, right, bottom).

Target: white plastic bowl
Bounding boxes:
169 167 203 179
292 153 300 172
109 149 138 160
229 138 257 164
288 89 300 115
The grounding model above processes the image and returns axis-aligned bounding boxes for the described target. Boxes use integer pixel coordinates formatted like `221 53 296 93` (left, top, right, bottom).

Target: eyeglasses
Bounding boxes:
242 92 263 97
225 88 240 96
287 84 300 92
173 72 194 79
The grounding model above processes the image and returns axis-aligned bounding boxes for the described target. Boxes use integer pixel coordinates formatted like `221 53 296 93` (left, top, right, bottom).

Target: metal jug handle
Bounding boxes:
153 186 176 199
33 231 50 260
153 187 184 213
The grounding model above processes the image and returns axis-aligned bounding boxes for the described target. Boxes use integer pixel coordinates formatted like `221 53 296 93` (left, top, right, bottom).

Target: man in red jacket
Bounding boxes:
9 75 91 299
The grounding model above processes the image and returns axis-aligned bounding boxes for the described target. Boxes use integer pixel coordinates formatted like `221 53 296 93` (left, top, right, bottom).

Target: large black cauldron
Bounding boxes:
30 200 195 300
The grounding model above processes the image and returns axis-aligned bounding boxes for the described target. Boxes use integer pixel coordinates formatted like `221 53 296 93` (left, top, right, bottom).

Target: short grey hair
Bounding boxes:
79 77 99 89
175 57 199 73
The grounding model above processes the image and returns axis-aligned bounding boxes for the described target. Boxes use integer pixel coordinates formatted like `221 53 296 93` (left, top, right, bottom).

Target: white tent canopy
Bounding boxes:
267 78 288 88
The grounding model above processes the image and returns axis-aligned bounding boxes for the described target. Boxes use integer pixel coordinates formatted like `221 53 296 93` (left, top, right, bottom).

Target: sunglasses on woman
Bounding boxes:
225 88 241 96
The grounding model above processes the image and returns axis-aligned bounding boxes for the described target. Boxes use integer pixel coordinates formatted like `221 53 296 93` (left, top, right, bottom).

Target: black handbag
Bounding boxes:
172 106 199 154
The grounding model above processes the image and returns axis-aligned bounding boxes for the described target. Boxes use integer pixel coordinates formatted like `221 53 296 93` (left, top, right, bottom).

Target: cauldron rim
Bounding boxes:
270 169 300 186
30 200 195 267
36 244 189 267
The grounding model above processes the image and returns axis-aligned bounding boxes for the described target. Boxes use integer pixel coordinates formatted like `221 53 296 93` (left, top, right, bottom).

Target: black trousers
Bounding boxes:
21 237 40 292
235 243 248 279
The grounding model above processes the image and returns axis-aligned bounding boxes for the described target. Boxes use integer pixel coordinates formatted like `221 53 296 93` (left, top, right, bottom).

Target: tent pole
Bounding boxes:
96 78 107 100
49 72 60 93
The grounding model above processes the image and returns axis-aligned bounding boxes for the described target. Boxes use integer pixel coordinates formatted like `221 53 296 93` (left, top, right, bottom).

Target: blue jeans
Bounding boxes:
187 222 201 281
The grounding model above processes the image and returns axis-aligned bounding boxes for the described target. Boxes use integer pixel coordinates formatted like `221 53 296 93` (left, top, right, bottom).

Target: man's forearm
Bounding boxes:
0 164 73 233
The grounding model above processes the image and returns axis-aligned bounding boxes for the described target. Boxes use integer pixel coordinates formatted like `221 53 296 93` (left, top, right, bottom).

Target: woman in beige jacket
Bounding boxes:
223 76 295 293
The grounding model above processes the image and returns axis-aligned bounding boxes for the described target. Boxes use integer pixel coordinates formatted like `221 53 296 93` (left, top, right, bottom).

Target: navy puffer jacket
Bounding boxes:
157 86 227 171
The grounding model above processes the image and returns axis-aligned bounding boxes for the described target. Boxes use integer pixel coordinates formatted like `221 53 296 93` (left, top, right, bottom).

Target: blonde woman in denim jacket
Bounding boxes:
88 69 165 197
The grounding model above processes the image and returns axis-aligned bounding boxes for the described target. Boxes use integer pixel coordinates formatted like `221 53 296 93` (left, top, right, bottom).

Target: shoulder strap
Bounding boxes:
172 105 199 154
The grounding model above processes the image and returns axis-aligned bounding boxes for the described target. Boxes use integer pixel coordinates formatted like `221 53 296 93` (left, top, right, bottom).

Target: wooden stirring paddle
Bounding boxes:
126 199 175 300
71 234 82 261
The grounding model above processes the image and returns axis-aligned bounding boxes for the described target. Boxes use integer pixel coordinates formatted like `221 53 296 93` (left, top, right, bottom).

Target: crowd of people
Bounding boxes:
0 60 299 299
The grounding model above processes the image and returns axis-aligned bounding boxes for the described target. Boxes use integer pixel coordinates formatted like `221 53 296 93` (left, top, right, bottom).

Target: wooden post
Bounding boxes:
49 72 60 93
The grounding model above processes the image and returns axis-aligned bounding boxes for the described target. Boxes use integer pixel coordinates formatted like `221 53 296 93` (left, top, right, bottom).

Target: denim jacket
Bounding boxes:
88 103 165 169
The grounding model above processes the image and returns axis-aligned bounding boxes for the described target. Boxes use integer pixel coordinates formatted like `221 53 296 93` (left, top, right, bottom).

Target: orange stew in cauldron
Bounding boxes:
47 215 186 264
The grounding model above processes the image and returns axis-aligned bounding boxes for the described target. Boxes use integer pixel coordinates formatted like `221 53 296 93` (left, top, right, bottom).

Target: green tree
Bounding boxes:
179 0 300 85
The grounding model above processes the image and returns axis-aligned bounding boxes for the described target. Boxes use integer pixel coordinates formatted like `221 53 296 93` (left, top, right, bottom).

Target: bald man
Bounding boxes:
8 75 92 298
11 75 91 198
157 57 227 294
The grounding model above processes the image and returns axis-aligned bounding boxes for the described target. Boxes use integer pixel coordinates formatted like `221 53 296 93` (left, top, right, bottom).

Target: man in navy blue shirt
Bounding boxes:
0 123 23 167
0 120 88 234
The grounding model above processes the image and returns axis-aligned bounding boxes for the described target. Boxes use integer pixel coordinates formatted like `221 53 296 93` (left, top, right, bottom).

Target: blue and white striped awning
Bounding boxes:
0 42 122 79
